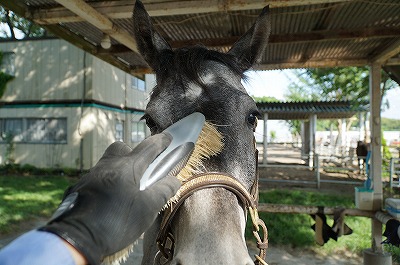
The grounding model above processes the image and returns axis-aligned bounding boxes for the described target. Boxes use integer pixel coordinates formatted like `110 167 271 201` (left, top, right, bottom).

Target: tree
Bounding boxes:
252 96 280 103
0 6 47 39
286 67 397 145
0 51 14 98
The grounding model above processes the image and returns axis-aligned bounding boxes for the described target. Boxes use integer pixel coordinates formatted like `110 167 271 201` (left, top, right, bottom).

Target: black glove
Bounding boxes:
39 133 181 265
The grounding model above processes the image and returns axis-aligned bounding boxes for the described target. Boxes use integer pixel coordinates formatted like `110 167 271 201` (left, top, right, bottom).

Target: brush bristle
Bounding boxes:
102 241 137 265
176 121 223 181
162 121 223 210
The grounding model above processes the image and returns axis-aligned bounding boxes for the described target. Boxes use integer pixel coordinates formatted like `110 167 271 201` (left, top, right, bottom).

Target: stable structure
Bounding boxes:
256 100 367 165
0 38 152 169
1 0 399 263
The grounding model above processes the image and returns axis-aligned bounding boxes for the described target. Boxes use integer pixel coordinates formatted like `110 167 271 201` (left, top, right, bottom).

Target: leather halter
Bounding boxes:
155 154 268 265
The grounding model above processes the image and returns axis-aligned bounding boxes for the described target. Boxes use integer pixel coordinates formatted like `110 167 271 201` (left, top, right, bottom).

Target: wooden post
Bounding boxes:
309 114 317 168
369 63 383 252
262 113 268 165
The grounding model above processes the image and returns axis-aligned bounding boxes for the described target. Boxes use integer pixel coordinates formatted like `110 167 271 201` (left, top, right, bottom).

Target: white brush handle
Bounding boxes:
139 112 205 190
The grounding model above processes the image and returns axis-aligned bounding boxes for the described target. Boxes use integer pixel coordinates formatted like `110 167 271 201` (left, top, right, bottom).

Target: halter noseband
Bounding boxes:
155 171 268 265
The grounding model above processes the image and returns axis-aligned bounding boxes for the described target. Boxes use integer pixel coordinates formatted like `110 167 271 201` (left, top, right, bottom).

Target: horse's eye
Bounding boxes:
142 115 158 133
247 112 259 129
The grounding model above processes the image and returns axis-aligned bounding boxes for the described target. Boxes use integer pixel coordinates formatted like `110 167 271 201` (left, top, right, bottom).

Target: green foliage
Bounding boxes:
382 134 392 168
0 175 75 233
0 51 14 98
382 117 400 131
253 96 280 103
317 119 337 131
269 130 276 142
0 163 83 176
0 72 14 98
286 67 371 103
0 7 47 39
3 132 15 164
246 189 371 255
285 67 397 135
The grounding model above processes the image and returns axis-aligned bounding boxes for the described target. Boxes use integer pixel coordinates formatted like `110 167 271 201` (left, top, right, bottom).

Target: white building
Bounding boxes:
0 38 154 169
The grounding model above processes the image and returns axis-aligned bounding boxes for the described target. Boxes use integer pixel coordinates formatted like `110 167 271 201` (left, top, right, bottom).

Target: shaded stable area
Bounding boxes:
256 143 364 192
2 1 400 264
256 100 367 167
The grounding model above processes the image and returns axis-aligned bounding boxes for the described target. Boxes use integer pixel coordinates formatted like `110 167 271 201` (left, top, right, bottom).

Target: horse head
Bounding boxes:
133 1 270 264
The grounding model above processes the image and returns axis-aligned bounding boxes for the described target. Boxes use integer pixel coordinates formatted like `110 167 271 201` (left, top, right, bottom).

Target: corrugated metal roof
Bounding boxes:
1 0 399 75
256 100 367 120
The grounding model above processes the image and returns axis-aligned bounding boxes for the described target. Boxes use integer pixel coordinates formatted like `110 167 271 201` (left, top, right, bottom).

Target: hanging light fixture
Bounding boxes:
100 34 111 49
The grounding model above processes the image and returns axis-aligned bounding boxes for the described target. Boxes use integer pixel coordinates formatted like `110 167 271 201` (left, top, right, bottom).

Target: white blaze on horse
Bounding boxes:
133 1 271 264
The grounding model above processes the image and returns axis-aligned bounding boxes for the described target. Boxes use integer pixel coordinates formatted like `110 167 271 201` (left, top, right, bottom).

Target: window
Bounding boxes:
115 121 124 142
0 119 22 142
131 76 145 92
25 118 67 143
1 52 16 76
0 118 67 144
132 121 146 143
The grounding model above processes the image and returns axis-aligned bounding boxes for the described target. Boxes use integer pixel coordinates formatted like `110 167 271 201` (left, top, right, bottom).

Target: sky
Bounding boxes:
243 69 400 120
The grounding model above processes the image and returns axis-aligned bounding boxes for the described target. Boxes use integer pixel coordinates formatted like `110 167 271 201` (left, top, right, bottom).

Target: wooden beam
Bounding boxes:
44 24 143 76
371 39 400 64
258 203 375 218
169 27 400 48
30 0 352 24
94 26 400 53
130 57 371 74
54 0 139 54
0 0 143 76
254 58 369 70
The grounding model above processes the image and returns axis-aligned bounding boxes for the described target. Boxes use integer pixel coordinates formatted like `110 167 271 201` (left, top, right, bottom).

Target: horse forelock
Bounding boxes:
154 45 247 88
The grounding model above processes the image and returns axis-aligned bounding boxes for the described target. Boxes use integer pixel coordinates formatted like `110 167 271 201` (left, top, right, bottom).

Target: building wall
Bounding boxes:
0 38 150 169
0 106 81 167
1 39 88 102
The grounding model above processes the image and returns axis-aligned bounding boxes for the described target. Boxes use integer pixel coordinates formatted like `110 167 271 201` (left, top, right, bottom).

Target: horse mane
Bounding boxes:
153 45 248 89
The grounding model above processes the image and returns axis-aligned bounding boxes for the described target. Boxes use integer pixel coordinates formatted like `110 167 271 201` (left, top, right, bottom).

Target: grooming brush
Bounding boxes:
103 112 223 265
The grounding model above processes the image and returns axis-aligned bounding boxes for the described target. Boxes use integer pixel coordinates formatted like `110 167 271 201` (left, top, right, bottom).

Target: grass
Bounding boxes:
246 189 372 256
0 175 76 234
1 174 400 261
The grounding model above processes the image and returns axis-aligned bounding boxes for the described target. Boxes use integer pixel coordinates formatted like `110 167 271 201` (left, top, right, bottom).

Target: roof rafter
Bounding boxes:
169 26 400 48
372 39 400 65
29 0 352 24
54 0 139 53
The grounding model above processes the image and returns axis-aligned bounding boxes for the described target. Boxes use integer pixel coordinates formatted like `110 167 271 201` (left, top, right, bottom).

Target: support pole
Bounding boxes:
309 114 317 168
262 113 268 165
368 63 385 254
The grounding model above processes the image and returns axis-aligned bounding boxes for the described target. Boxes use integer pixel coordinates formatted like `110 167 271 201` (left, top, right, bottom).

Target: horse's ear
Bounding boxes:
133 0 172 70
228 6 271 71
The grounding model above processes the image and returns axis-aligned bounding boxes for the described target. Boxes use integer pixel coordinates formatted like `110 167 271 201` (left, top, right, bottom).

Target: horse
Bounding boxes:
133 1 271 264
356 141 368 175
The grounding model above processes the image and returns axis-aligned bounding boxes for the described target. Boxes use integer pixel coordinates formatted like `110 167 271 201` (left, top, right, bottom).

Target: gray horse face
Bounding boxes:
134 1 270 264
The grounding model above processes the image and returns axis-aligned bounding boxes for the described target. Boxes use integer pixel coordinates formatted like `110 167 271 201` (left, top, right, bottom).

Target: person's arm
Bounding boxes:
0 230 78 265
0 133 182 265
62 239 87 265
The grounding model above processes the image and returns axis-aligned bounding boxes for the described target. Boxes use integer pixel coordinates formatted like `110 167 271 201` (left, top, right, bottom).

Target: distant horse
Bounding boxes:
356 141 368 174
133 0 270 264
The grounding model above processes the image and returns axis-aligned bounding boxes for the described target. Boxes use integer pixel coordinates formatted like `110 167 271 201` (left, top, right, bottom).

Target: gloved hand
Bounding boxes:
39 133 181 265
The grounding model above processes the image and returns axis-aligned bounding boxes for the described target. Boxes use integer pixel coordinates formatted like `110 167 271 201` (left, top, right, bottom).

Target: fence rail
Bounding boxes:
389 158 400 188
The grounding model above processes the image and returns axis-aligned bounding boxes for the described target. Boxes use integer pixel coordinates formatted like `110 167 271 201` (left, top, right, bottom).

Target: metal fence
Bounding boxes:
389 158 400 188
258 143 400 189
